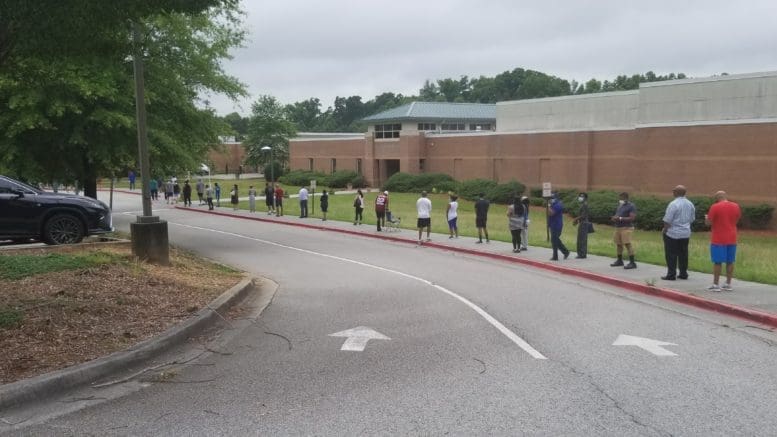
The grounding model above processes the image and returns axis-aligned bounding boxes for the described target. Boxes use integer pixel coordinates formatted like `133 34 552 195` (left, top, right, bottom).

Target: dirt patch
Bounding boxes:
0 245 243 384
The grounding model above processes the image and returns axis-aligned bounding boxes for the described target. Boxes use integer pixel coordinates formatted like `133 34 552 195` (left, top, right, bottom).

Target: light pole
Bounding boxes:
261 146 276 213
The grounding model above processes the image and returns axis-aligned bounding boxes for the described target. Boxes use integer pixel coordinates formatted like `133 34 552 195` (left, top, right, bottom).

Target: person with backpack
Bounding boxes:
353 189 364 225
507 194 524 253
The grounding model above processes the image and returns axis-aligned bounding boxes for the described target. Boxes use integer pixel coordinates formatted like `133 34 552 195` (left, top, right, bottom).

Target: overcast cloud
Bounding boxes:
207 0 777 115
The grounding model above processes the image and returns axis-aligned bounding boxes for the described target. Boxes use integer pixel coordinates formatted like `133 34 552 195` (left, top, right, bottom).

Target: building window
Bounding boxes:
356 158 362 175
470 123 492 131
417 123 436 131
331 158 336 173
441 123 465 131
419 159 426 172
308 158 314 171
374 123 401 139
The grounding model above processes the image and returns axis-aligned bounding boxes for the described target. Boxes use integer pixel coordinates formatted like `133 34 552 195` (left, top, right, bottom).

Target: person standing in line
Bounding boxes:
299 186 309 218
182 180 193 207
353 189 364 225
474 193 490 244
264 183 275 215
705 191 741 291
196 179 205 205
507 195 524 253
230 184 239 211
520 196 530 251
205 184 214 210
165 179 174 204
248 185 257 213
661 185 696 280
173 180 181 204
128 170 136 190
610 192 637 269
274 183 284 216
375 190 388 231
320 190 329 221
149 178 158 201
548 192 570 260
446 194 459 239
416 191 432 244
214 182 221 207
572 192 591 259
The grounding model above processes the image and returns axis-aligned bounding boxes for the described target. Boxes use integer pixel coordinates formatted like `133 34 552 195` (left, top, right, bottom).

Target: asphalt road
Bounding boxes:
7 194 777 436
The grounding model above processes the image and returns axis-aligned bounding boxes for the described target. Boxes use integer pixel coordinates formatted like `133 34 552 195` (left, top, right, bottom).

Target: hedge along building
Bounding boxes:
289 71 777 208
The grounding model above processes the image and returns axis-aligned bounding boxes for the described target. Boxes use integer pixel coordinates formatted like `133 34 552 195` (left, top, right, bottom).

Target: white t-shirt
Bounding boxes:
299 188 308 201
416 197 432 219
447 201 458 221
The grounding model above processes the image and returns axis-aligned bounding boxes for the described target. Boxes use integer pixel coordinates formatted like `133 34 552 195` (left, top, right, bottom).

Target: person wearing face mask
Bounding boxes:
572 192 590 258
610 192 637 269
547 192 570 261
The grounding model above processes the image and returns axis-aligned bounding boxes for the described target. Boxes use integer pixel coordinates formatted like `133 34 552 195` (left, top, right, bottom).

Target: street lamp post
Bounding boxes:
261 146 276 213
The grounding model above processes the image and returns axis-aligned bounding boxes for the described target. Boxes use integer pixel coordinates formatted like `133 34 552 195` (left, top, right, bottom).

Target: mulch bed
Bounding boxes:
0 245 242 384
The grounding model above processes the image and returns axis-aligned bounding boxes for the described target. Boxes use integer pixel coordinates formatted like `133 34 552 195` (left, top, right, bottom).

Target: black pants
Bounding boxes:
550 227 569 259
376 211 385 230
663 234 689 278
576 222 588 258
510 229 522 250
183 193 192 206
207 196 214 210
354 207 363 223
300 199 308 217
197 192 204 204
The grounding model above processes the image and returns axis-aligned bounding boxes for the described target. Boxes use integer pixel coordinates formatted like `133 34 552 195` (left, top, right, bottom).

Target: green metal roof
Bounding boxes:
362 101 496 122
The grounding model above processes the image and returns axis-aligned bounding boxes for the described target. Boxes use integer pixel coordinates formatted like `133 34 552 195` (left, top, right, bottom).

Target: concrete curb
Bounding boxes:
177 207 777 330
0 276 256 411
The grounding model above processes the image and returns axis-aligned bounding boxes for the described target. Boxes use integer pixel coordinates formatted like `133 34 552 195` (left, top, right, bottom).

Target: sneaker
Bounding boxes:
721 283 733 291
610 259 624 267
476 240 483 244
563 252 570 260
624 262 637 270
706 284 721 292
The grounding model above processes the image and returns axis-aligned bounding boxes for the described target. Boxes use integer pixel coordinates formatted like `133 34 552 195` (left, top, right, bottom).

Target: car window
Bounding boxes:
0 176 42 194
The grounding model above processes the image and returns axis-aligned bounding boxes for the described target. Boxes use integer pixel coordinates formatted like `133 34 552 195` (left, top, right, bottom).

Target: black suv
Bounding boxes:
0 175 113 245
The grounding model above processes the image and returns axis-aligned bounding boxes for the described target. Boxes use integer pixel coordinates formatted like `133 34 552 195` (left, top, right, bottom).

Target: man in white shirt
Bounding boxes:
661 185 696 280
416 191 432 244
298 186 309 218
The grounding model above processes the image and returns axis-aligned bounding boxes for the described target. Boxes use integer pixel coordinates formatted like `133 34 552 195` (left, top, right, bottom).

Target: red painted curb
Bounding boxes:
174 206 777 329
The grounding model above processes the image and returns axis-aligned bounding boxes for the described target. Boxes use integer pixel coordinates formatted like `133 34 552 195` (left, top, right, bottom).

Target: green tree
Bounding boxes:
244 95 297 168
223 112 249 140
285 98 323 132
0 2 245 198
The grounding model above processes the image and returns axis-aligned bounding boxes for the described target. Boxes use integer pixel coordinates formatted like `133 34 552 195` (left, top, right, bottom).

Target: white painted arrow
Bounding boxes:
329 326 390 351
613 334 678 356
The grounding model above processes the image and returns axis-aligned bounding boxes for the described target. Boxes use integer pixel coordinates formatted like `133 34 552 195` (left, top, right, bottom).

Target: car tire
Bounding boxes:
43 213 85 245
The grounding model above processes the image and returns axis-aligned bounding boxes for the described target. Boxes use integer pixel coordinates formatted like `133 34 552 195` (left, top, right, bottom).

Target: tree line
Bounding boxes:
223 69 688 137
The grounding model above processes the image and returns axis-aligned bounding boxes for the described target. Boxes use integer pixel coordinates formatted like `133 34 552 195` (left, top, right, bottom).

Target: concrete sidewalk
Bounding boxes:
175 203 777 329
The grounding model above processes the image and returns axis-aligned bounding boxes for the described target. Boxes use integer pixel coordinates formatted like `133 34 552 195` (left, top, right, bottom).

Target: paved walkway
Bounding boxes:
172 201 777 329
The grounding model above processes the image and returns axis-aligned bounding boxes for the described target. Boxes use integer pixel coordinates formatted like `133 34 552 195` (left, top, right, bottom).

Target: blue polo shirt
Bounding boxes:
548 200 564 231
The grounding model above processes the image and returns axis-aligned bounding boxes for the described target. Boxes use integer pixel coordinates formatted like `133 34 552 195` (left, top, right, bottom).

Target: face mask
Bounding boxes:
578 196 584 202
618 200 625 205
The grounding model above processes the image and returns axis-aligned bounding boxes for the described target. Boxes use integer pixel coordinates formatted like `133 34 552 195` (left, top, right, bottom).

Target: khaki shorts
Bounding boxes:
613 228 634 245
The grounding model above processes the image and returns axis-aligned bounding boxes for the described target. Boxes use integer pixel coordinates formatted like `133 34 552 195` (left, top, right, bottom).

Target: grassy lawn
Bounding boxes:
224 191 777 285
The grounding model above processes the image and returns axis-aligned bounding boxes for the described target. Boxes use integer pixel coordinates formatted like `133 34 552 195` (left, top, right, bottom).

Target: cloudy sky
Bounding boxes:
208 0 777 115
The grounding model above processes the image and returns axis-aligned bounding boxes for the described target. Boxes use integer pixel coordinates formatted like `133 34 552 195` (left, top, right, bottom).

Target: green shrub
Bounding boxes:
586 191 623 225
630 195 667 231
383 172 416 192
0 307 23 329
350 174 367 189
279 170 322 186
324 170 359 188
741 204 775 229
263 161 286 182
383 172 456 193
487 180 527 204
434 180 460 194
688 196 715 231
459 179 497 201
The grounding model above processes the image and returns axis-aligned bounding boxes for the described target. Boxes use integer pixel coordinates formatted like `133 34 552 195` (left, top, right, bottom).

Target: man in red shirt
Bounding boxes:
375 191 388 231
705 191 741 291
274 184 284 217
